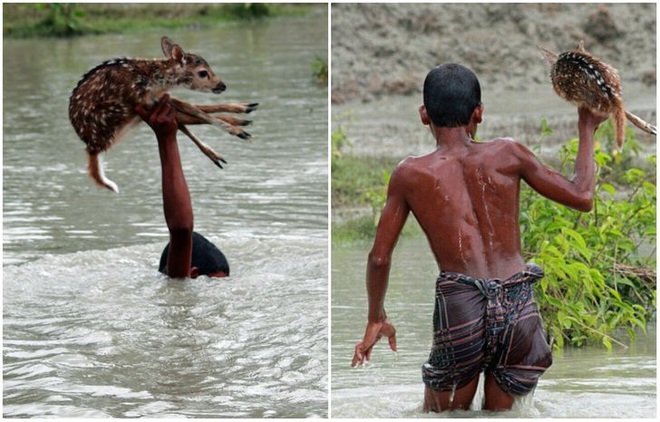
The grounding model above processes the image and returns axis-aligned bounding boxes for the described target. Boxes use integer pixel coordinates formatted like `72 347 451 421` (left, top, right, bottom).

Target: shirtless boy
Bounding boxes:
351 64 607 411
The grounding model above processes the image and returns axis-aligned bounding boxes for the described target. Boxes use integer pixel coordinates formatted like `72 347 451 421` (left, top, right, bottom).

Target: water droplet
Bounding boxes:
449 382 457 406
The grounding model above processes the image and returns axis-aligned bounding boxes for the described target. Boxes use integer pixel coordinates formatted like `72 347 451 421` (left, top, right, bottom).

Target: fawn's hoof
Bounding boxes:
211 154 227 169
246 103 259 113
237 131 252 140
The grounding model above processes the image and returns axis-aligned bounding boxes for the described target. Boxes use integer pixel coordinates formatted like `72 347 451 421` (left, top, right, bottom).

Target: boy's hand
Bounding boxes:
135 94 179 139
351 319 397 367
578 107 609 134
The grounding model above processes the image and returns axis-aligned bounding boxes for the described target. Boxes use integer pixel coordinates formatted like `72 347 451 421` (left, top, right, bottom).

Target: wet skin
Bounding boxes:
351 104 607 411
136 95 226 279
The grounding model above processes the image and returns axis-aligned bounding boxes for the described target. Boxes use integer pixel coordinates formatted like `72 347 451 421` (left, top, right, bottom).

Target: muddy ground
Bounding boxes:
331 3 656 157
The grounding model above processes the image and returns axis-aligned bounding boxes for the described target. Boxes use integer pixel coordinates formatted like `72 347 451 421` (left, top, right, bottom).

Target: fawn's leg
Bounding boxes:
177 124 227 168
176 113 253 127
625 110 657 136
195 103 259 114
168 97 251 140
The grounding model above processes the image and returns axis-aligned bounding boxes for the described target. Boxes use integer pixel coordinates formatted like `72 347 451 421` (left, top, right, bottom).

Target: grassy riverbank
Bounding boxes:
3 3 320 38
330 125 419 242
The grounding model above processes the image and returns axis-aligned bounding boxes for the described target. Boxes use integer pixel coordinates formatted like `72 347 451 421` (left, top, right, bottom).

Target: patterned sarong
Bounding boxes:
421 263 552 396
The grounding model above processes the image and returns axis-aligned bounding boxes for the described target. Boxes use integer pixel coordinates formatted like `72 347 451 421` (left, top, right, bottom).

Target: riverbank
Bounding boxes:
332 3 656 105
331 2 656 232
3 3 320 38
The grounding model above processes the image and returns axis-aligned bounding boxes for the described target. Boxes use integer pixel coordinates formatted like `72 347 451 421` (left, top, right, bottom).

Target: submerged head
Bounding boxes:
159 231 230 278
421 63 482 128
161 36 226 94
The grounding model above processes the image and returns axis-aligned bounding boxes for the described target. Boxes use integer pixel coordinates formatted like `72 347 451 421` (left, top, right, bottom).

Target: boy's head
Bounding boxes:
159 231 230 278
422 64 482 128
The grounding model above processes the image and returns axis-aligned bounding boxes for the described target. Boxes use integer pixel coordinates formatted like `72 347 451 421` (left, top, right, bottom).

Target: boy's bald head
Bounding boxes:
423 64 482 128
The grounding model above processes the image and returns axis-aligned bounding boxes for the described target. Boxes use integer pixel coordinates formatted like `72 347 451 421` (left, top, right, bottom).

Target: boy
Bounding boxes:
351 64 607 411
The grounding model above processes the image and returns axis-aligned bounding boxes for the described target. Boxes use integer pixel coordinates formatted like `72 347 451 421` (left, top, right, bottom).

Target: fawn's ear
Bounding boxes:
161 36 185 63
171 45 185 65
161 36 175 57
538 46 558 66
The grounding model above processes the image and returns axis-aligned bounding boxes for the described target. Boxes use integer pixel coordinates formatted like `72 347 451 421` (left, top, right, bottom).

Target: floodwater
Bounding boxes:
331 237 656 418
3 8 329 418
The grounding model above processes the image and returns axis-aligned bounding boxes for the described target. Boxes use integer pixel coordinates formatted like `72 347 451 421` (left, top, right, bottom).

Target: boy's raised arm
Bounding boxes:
518 107 607 212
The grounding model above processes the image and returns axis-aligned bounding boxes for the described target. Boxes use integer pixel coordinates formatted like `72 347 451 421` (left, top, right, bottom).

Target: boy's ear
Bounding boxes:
472 103 484 124
419 105 430 125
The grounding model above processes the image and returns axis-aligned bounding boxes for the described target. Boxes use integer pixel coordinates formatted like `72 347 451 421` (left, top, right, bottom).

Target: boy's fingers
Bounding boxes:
388 333 397 352
134 103 148 118
165 103 177 119
364 344 373 361
351 344 365 367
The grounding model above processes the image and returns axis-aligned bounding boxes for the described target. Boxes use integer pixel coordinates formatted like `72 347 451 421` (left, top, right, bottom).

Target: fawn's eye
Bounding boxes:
197 70 209 79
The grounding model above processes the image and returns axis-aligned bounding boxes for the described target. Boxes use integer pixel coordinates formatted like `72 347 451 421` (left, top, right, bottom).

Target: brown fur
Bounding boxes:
69 36 258 192
539 41 655 148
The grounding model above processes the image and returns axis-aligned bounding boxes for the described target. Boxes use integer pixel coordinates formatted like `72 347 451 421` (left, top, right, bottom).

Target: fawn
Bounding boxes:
69 36 258 193
539 41 656 147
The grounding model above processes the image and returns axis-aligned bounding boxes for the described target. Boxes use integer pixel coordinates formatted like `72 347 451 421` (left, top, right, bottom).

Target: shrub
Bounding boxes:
521 128 655 350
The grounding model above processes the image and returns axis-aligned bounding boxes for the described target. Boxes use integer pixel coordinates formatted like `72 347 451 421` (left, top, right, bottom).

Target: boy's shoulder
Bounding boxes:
389 153 432 184
476 137 532 156
478 136 518 147
395 151 434 172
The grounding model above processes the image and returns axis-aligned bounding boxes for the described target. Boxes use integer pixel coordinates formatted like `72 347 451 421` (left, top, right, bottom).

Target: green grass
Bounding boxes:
331 123 415 242
4 3 320 38
331 214 423 243
331 154 399 209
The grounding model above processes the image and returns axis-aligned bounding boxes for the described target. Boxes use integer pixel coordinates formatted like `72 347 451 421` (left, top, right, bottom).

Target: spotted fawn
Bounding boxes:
539 41 656 147
69 36 258 192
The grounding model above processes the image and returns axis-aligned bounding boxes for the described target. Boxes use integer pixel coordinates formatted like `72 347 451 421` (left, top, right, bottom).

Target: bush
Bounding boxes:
35 3 87 37
312 56 328 85
521 131 655 350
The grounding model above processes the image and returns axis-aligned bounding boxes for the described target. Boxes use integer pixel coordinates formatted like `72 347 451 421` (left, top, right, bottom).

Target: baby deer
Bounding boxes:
539 41 656 148
69 36 258 192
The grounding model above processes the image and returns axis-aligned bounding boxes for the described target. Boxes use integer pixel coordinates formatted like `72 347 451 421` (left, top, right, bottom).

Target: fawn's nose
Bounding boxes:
213 82 227 93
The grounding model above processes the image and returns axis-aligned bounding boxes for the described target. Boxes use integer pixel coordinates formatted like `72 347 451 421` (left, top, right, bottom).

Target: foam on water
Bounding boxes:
4 235 328 417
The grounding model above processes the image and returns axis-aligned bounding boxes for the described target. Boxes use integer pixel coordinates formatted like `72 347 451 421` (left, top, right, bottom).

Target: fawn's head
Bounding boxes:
161 36 226 94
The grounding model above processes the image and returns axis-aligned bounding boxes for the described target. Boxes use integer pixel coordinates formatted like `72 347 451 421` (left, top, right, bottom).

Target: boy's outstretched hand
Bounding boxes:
577 106 609 134
351 319 397 367
135 94 179 139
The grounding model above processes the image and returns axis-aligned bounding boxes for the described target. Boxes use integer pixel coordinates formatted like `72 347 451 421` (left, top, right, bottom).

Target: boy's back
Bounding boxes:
393 137 527 280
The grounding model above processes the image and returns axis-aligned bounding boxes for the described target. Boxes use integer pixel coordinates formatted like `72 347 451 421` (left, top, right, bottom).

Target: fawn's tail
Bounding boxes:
88 151 119 193
625 110 657 138
613 107 626 148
